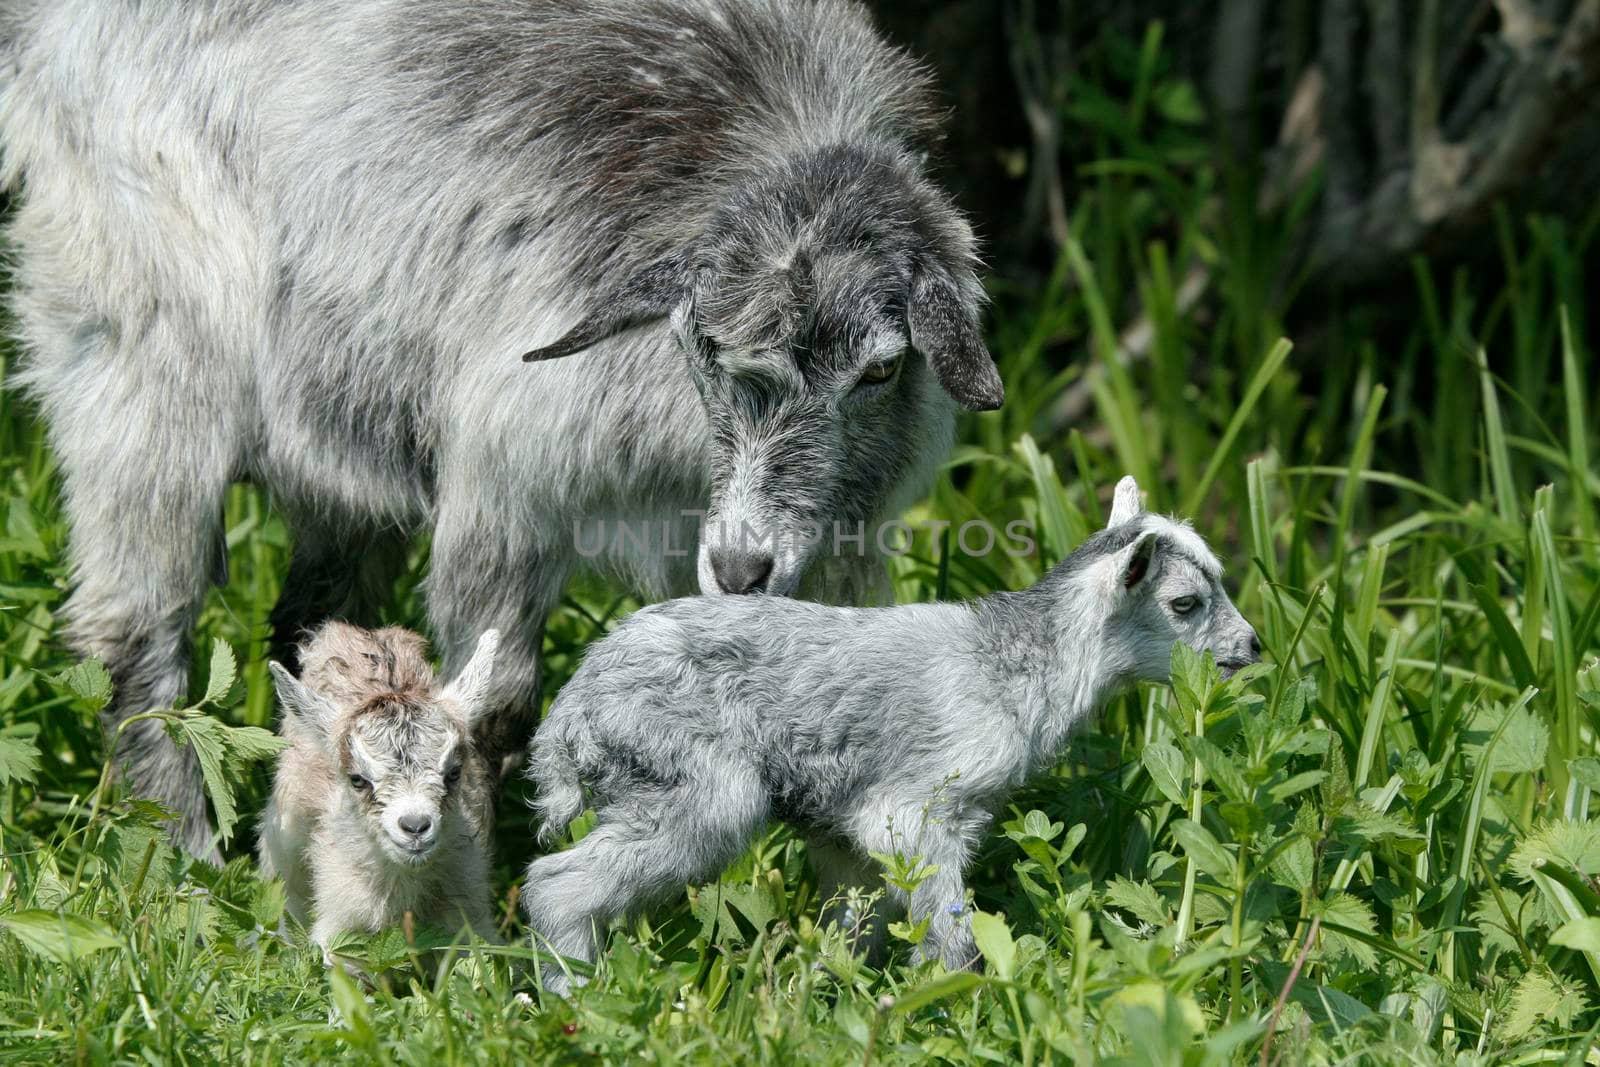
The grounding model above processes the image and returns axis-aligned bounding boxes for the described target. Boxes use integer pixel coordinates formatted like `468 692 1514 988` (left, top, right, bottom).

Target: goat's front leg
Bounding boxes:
310 916 373 985
851 807 983 972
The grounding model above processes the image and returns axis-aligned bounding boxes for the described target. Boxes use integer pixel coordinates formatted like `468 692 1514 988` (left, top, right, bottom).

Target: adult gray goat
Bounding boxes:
0 0 1001 858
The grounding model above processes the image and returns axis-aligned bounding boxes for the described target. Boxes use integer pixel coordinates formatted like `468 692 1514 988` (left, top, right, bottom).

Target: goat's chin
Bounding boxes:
381 837 436 867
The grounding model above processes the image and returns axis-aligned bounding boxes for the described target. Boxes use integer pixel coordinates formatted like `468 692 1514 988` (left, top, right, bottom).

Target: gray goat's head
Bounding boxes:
269 630 499 867
1066 477 1260 682
524 146 1002 597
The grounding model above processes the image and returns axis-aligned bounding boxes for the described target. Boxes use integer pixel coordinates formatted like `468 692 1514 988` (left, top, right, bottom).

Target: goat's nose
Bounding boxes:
1248 631 1262 660
711 548 774 594
398 813 433 837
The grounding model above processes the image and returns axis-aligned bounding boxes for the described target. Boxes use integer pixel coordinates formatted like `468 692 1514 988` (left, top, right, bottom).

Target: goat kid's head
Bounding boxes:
1071 477 1260 683
524 146 1001 597
269 630 499 867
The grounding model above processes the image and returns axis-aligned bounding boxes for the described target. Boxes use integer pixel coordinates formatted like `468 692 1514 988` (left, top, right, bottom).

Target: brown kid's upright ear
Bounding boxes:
522 249 692 362
907 264 1004 411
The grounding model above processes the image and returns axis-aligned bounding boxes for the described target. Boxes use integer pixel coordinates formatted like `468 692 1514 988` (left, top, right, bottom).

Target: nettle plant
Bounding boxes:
978 644 1437 1046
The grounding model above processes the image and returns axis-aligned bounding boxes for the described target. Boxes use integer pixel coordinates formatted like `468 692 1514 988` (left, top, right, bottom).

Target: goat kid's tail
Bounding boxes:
527 718 591 848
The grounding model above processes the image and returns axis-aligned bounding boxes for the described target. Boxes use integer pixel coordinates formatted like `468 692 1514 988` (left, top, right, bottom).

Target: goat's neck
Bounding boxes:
974 582 1126 775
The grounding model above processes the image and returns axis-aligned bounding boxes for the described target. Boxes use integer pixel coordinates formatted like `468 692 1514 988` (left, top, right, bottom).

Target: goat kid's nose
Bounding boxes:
1247 630 1263 661
711 548 774 594
398 813 433 837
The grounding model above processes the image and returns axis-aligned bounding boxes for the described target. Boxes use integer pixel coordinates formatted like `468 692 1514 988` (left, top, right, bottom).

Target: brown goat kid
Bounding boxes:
258 623 502 962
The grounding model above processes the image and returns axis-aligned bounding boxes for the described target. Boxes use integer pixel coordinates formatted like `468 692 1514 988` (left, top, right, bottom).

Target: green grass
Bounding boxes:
5 37 1600 1066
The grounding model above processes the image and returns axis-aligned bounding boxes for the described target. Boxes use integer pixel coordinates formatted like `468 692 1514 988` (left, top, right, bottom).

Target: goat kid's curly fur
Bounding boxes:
258 624 501 959
524 478 1261 994
0 0 995 859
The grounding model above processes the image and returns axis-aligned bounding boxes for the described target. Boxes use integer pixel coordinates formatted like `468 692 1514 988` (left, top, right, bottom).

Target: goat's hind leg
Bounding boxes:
806 834 893 963
523 775 768 995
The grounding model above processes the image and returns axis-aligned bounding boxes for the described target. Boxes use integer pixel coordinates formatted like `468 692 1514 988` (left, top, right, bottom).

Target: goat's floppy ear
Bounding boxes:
522 251 690 362
1108 476 1143 527
441 629 500 726
269 661 337 737
1115 531 1161 591
907 265 1004 411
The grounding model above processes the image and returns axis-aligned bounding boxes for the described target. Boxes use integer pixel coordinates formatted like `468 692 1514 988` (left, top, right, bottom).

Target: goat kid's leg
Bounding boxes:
850 807 983 972
524 774 768 995
426 513 570 788
805 834 893 963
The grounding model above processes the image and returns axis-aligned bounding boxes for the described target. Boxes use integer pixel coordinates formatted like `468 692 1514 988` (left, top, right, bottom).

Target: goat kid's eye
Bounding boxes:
854 354 902 389
348 774 371 792
1170 596 1199 615
445 766 462 788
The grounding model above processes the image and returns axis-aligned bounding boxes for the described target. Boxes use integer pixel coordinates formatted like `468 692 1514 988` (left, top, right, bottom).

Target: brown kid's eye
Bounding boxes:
856 355 902 388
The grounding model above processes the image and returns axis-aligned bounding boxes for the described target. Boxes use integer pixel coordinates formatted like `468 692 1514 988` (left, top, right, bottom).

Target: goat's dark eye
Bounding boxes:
348 774 371 792
855 354 902 389
1170 596 1199 615
445 766 462 788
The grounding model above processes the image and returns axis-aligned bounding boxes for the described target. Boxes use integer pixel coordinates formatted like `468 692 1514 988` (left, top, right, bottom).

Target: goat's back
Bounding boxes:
1 0 941 521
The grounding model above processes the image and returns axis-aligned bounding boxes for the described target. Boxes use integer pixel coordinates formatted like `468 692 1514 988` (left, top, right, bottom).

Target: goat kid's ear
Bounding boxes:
1108 476 1143 527
441 629 500 726
268 661 337 737
522 249 692 362
907 265 1004 411
1116 531 1161 591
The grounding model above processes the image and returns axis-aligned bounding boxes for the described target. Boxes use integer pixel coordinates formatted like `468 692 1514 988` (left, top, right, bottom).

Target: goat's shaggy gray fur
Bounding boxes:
259 624 501 958
523 477 1259 992
0 0 998 858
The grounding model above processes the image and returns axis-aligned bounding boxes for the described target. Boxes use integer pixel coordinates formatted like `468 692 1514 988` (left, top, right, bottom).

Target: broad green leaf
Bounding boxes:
891 971 986 1014
224 724 289 764
1189 737 1249 803
202 640 237 707
1169 819 1233 882
1551 917 1600 956
1502 968 1589 1039
0 731 41 786
1332 803 1422 847
1020 809 1062 843
1268 770 1326 802
0 910 121 963
1253 961 1372 1029
1269 835 1314 893
1142 742 1187 806
1464 702 1548 775
1316 894 1379 968
1510 820 1600 879
53 659 112 710
970 910 1016 980
1168 642 1213 714
1104 877 1171 927
169 715 237 844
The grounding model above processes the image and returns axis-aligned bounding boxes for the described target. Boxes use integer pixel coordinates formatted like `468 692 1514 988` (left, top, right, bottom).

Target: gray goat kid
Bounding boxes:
258 623 501 959
524 477 1260 991
0 0 999 860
